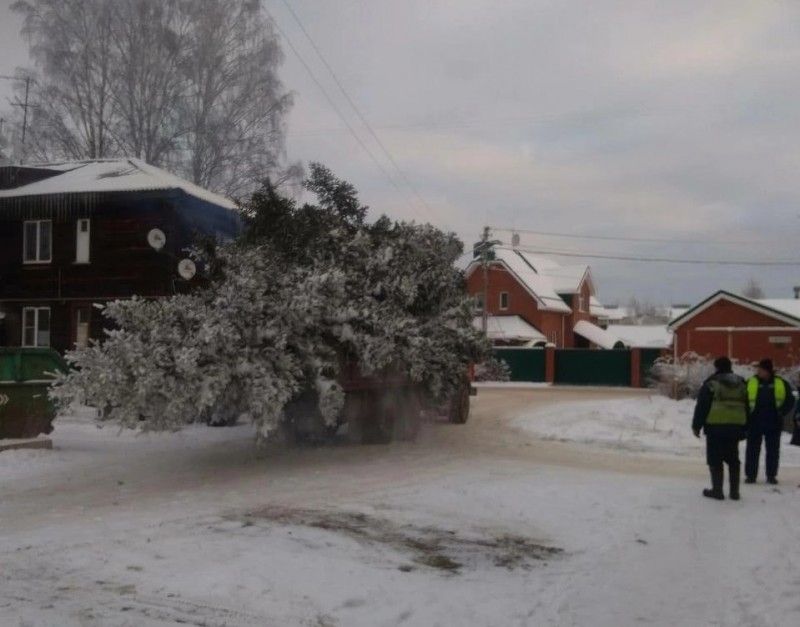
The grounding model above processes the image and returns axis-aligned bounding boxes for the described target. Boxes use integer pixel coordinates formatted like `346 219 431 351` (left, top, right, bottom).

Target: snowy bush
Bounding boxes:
51 166 488 439
474 357 512 382
649 353 752 400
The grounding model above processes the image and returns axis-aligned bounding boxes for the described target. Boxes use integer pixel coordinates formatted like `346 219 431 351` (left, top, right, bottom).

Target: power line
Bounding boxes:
263 5 428 223
493 226 793 246
277 0 443 226
509 244 800 267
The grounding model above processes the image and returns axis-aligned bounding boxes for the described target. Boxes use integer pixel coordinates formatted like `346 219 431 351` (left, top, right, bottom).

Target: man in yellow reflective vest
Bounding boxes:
745 359 795 485
693 357 748 500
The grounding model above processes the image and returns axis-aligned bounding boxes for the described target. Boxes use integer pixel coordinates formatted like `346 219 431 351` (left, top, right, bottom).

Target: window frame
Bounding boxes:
578 293 587 313
22 306 52 348
75 219 91 264
499 291 510 311
23 220 53 264
474 293 485 311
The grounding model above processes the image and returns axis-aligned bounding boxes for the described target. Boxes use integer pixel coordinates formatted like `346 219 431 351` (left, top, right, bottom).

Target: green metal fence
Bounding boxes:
554 349 632 386
494 348 546 382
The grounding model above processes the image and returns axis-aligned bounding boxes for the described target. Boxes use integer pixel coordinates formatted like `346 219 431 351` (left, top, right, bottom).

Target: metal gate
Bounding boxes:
554 349 631 386
494 348 546 382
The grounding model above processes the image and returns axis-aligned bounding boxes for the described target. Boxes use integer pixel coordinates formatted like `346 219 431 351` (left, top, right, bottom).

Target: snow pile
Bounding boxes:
514 395 800 462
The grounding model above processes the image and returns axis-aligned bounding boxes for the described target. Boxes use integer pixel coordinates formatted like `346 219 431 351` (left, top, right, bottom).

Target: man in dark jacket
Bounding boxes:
745 359 795 485
693 356 748 500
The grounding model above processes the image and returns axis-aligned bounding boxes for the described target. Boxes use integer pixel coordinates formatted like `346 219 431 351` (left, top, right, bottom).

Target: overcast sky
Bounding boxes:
3 0 800 305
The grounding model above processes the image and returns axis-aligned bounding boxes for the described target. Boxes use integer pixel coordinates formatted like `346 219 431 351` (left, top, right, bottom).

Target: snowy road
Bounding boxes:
2 388 800 626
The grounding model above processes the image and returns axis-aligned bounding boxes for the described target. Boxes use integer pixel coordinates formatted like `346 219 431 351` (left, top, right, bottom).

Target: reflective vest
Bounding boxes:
747 377 787 409
707 379 748 426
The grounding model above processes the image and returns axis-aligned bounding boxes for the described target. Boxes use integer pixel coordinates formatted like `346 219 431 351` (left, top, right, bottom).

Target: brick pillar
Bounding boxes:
545 345 556 384
630 348 641 388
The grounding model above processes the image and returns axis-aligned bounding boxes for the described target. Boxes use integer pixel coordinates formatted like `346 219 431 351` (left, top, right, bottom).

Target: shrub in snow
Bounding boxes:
474 357 512 382
650 353 753 400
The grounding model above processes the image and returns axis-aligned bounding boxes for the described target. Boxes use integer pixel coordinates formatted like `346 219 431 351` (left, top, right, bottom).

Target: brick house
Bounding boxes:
668 290 800 368
466 247 619 348
0 159 241 354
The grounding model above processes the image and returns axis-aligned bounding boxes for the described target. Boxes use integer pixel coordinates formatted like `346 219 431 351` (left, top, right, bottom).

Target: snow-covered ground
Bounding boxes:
2 389 799 627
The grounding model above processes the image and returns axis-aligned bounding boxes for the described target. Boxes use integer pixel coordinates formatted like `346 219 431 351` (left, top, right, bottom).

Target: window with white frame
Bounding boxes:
75 219 91 263
499 291 509 310
22 307 51 347
549 331 558 346
578 293 586 313
23 220 52 263
475 293 485 310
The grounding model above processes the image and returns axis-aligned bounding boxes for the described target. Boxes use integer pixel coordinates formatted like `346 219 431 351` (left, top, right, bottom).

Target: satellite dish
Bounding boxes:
177 259 197 281
147 228 166 251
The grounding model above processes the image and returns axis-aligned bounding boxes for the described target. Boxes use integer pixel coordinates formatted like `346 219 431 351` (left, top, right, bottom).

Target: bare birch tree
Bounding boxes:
7 0 294 196
106 0 188 166
177 0 293 198
13 0 117 161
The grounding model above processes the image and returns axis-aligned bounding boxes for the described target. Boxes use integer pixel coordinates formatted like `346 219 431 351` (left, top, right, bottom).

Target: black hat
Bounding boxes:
758 359 774 373
714 356 733 373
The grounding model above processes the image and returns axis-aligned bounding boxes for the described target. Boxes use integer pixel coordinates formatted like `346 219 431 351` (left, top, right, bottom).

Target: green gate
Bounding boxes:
494 348 546 382
554 349 631 386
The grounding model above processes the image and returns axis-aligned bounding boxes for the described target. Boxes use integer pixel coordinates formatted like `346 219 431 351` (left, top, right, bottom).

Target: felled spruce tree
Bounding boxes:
51 164 487 437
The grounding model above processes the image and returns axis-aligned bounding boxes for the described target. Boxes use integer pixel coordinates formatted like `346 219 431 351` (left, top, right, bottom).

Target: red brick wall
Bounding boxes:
674 299 800 367
467 263 567 347
562 281 593 348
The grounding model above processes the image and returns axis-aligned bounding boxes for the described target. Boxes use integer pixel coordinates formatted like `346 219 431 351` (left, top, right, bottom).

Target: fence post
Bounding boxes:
630 348 641 388
545 345 556 384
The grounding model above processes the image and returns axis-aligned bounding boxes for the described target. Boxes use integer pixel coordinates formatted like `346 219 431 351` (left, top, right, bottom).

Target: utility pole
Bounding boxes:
478 226 501 336
1 75 36 164
481 226 490 335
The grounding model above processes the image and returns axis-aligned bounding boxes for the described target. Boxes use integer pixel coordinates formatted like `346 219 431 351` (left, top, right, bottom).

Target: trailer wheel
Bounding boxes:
448 382 470 424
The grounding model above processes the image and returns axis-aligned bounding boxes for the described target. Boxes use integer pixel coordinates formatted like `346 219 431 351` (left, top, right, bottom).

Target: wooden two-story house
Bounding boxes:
0 159 241 353
466 246 621 348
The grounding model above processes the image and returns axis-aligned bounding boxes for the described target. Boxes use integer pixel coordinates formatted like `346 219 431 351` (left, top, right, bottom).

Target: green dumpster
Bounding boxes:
0 348 68 439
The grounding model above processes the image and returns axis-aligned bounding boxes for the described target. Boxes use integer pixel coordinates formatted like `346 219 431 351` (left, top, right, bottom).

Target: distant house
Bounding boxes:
669 290 800 367
610 325 673 350
0 159 241 353
466 247 619 348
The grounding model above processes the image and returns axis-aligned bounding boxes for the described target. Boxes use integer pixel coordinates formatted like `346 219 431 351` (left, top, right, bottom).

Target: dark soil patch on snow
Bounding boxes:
231 507 562 574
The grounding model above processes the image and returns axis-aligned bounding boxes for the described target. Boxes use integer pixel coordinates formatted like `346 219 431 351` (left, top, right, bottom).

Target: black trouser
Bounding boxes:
745 429 781 479
706 432 741 469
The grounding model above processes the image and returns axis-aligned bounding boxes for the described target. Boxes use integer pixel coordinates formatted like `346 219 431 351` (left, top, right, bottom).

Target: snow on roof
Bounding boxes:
0 158 237 210
517 251 590 294
611 325 673 349
590 296 613 319
757 299 800 319
574 320 624 350
491 248 572 313
473 315 547 344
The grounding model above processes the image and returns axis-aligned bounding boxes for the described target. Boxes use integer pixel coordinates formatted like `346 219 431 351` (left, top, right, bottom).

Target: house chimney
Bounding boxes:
794 286 800 299
511 233 521 248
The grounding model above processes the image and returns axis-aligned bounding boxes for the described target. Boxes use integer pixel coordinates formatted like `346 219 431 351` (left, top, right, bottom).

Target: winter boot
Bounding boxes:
703 466 725 500
729 464 741 501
